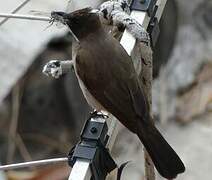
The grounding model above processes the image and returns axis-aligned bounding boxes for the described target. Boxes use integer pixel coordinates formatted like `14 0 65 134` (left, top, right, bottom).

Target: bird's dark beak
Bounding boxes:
51 11 68 24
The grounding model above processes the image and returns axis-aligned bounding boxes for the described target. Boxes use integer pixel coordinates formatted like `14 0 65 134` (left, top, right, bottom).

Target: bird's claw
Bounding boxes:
140 32 151 46
89 110 109 119
42 60 63 79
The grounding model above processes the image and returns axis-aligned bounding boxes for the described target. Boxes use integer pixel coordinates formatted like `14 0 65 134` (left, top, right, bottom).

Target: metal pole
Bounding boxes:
121 1 168 180
156 0 168 21
68 160 91 180
0 0 32 26
0 13 51 22
0 158 68 171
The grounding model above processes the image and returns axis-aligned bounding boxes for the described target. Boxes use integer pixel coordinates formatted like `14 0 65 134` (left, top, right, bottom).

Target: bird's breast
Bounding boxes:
72 41 106 111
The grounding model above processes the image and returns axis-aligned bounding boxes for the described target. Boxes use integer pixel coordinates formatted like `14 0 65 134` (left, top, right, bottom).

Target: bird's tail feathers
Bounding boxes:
137 120 185 179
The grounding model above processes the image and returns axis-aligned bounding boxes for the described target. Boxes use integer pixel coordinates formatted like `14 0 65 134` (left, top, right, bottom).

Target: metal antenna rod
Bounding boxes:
0 0 32 26
0 13 51 22
0 157 68 171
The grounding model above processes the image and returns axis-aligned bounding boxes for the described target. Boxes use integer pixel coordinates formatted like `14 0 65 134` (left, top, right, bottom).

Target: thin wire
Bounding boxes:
0 13 51 21
0 0 32 26
0 157 68 170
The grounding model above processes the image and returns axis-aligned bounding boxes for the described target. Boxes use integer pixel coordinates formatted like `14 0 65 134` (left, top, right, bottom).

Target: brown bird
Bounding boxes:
51 8 185 179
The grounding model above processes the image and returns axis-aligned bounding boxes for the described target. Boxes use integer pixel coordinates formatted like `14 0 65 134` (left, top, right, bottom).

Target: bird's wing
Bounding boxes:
75 39 149 133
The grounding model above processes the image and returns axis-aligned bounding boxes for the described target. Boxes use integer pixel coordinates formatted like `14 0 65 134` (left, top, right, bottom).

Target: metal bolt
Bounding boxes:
90 127 97 134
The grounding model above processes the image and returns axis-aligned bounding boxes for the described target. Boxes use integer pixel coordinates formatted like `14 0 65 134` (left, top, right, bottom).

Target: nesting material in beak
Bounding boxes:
50 11 80 42
51 11 68 25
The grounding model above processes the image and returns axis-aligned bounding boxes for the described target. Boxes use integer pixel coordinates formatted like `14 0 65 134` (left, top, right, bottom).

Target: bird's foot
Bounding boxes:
90 109 98 118
89 110 109 119
42 60 63 79
140 33 150 46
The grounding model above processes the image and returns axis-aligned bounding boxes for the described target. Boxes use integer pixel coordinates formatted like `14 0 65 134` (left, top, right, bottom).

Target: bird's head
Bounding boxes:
51 8 101 40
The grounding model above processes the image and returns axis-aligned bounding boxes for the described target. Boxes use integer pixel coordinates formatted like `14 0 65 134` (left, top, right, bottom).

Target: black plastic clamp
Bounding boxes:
147 4 160 47
130 0 160 47
130 0 157 17
68 113 117 180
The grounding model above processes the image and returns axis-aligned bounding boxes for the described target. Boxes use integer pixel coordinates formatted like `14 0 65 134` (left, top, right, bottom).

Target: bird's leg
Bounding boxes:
42 60 74 78
90 109 98 118
89 110 109 119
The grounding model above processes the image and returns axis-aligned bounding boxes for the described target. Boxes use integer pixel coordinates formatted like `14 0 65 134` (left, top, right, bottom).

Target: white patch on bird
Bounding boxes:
68 28 80 43
90 9 99 13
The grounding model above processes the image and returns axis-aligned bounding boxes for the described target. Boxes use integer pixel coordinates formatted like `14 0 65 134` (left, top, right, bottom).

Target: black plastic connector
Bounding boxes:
130 0 157 17
68 114 117 180
130 0 160 47
147 17 160 47
147 4 160 47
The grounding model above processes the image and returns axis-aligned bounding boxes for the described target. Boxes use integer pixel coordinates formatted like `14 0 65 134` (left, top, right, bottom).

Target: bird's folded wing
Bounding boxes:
75 46 150 133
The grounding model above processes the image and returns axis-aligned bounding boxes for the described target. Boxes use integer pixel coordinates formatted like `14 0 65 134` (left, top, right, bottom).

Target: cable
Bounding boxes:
0 13 51 21
0 0 32 26
0 157 68 170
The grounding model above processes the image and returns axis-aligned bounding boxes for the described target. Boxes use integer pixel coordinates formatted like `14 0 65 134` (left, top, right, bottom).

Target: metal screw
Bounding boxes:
90 127 98 134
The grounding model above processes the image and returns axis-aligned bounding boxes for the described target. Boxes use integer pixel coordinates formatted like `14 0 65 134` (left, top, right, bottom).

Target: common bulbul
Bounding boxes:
50 8 185 179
